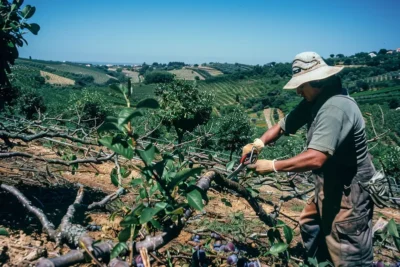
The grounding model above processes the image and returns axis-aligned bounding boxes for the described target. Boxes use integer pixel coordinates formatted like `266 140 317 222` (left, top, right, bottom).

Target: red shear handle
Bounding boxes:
240 150 258 165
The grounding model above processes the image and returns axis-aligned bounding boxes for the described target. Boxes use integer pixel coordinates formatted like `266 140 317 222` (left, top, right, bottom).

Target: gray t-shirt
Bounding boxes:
279 95 368 165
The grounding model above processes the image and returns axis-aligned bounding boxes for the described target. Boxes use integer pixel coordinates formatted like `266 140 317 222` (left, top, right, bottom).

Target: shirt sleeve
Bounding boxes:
307 105 350 155
279 99 310 135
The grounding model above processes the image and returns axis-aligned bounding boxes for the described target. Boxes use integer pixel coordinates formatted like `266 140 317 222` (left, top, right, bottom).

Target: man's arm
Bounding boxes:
274 149 329 172
259 124 285 145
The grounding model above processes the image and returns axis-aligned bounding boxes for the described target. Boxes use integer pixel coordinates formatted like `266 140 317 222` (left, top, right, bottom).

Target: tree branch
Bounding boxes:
0 130 97 145
0 184 57 240
0 151 115 166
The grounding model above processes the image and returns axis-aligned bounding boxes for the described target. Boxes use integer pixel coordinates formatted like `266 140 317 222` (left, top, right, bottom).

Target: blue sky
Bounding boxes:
19 0 400 65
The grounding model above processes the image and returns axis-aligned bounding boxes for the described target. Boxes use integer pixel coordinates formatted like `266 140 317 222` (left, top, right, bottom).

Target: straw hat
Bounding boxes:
283 52 344 89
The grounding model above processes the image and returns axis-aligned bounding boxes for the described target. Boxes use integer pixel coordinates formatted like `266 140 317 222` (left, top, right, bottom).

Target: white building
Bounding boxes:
368 52 377 58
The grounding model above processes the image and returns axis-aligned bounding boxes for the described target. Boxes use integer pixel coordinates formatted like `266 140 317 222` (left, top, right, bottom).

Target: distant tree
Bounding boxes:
344 58 352 65
144 71 174 84
139 64 150 76
389 99 400 109
116 68 123 73
152 62 159 67
194 64 199 67
215 105 253 160
336 54 345 58
194 76 200 81
330 54 335 58
29 56 32 60
378 49 387 55
155 79 213 143
17 88 46 119
0 1 40 109
356 80 369 91
235 94 240 103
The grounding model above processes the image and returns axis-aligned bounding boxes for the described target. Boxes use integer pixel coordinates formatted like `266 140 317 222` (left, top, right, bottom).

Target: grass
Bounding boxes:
40 71 75 86
18 59 112 84
290 204 305 212
122 69 140 83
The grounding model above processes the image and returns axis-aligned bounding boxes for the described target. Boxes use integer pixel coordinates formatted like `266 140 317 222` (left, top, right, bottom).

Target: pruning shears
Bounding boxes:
226 147 258 180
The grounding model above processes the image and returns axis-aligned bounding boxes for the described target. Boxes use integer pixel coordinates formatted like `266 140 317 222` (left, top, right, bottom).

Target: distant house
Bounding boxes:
85 64 91 67
397 48 400 53
387 50 393 54
368 52 377 58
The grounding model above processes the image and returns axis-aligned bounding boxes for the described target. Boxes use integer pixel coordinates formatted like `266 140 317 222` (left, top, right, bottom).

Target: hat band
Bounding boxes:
292 59 321 76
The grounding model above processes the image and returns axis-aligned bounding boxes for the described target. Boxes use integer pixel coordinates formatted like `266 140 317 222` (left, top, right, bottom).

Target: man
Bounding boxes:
244 52 375 266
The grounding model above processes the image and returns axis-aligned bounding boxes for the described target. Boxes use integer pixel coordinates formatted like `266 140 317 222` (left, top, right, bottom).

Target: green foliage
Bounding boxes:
68 89 113 127
0 228 9 236
215 105 254 159
99 82 209 250
16 87 46 119
155 79 213 143
0 0 39 108
144 71 174 84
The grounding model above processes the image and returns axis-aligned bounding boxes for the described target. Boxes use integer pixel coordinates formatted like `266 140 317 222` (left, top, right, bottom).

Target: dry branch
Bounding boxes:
0 183 57 240
0 151 115 166
0 130 97 146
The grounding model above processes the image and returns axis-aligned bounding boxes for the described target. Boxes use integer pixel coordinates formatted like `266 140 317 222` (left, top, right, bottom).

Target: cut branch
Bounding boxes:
0 130 97 145
0 184 57 240
0 151 115 166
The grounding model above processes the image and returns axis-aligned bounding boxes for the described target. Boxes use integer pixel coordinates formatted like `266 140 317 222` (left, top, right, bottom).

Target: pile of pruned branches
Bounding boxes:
0 82 322 267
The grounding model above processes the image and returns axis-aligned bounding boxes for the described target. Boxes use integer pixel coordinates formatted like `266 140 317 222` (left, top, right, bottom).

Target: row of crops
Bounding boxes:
17 59 112 84
352 86 400 104
197 79 265 106
208 63 254 74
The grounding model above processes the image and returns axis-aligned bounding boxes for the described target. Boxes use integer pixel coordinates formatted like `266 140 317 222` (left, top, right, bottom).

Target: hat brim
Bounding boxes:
283 65 344 90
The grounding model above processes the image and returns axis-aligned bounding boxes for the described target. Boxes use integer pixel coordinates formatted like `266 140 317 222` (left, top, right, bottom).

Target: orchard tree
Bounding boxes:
155 79 213 143
216 105 253 160
0 0 40 108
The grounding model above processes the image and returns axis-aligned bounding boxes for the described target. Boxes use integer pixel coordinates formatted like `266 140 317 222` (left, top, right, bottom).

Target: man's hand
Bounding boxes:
242 138 264 157
247 160 275 174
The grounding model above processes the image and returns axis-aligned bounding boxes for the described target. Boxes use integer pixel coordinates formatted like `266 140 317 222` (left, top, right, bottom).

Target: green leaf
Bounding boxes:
149 183 160 196
118 226 131 242
131 178 143 186
150 219 162 230
283 225 293 244
110 168 119 187
11 3 17 11
136 98 159 109
140 207 158 224
99 136 133 159
168 167 203 190
26 23 40 35
139 188 147 199
120 167 131 178
226 160 235 171
221 198 232 207
0 228 9 236
136 143 157 165
118 108 143 127
109 83 128 95
97 116 121 133
268 242 288 256
111 242 128 259
187 188 204 211
120 213 140 226
388 219 399 237
21 5 35 19
307 257 318 267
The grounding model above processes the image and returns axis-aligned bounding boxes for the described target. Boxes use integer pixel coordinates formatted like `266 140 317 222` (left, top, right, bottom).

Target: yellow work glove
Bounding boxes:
247 159 277 175
242 138 265 157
